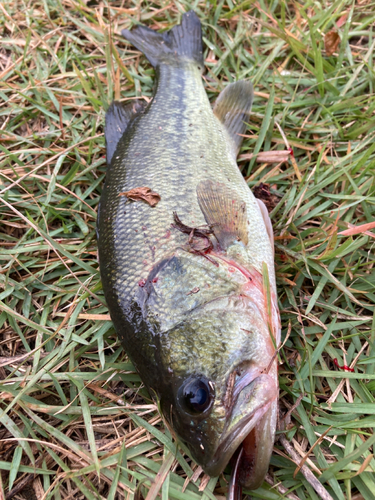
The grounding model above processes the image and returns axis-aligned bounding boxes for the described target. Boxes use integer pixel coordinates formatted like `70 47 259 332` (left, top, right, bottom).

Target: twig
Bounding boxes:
293 426 333 478
278 393 304 430
265 473 301 500
6 454 51 499
279 435 334 500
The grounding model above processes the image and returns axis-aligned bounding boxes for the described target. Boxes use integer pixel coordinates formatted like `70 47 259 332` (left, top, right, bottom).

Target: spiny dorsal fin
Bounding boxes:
213 81 254 157
121 11 204 69
256 199 274 252
197 180 248 250
105 100 146 165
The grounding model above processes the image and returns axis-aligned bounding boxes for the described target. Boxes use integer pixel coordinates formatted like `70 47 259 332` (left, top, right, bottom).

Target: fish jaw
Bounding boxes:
235 401 278 489
202 372 278 484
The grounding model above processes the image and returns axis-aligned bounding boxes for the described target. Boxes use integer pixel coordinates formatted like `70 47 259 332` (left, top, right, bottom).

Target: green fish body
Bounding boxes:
97 11 280 494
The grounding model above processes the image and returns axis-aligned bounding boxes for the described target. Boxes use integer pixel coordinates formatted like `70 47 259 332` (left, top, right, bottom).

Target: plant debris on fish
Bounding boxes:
119 186 161 207
97 11 280 498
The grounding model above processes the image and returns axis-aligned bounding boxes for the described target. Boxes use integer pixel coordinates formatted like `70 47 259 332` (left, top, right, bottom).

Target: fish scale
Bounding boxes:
97 10 279 496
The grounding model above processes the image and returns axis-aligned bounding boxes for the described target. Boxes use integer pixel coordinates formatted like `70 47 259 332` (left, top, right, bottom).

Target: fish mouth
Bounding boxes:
203 370 278 488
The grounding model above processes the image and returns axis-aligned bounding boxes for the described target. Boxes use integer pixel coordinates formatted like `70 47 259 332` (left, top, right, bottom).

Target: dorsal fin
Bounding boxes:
213 81 254 157
256 199 274 252
105 100 146 165
197 180 248 250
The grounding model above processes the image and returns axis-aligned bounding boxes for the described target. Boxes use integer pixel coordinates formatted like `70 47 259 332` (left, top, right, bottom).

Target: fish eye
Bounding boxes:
178 376 214 415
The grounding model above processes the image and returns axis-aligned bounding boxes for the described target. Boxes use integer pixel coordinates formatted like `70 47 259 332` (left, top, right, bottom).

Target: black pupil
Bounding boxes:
184 380 210 413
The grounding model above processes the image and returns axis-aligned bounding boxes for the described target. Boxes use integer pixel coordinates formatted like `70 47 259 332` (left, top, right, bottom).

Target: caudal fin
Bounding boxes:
121 11 204 69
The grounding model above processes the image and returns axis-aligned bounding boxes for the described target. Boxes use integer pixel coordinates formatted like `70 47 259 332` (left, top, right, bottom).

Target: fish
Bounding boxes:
97 11 280 498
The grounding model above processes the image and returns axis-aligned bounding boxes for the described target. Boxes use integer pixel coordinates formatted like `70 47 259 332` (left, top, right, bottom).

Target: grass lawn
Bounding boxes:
1 1 375 499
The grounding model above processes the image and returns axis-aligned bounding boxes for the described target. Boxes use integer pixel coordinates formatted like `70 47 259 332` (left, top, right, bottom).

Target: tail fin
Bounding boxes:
121 11 204 69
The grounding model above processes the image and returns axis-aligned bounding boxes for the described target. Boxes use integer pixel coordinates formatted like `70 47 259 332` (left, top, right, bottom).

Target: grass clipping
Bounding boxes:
1 1 375 500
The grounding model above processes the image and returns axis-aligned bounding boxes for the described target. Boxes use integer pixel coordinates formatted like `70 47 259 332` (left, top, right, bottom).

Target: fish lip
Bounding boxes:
203 402 272 477
202 371 277 478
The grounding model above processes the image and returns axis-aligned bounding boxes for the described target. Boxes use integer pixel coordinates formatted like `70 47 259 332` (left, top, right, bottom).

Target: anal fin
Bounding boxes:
105 100 146 165
213 81 253 157
197 180 248 250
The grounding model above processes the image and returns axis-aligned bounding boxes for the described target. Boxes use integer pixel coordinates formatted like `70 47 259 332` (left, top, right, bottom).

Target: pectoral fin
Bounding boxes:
105 100 146 165
197 180 248 249
213 81 254 157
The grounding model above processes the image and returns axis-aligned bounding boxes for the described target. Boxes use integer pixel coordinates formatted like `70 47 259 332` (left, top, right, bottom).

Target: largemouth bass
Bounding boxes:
97 11 280 497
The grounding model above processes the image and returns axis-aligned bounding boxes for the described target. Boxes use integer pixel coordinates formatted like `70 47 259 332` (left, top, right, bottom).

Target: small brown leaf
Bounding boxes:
325 31 340 56
253 183 279 212
119 186 161 207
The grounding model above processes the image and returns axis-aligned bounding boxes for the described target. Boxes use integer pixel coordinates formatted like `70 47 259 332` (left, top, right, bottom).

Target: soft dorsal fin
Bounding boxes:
197 180 248 250
105 100 146 165
213 81 254 157
256 199 274 252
